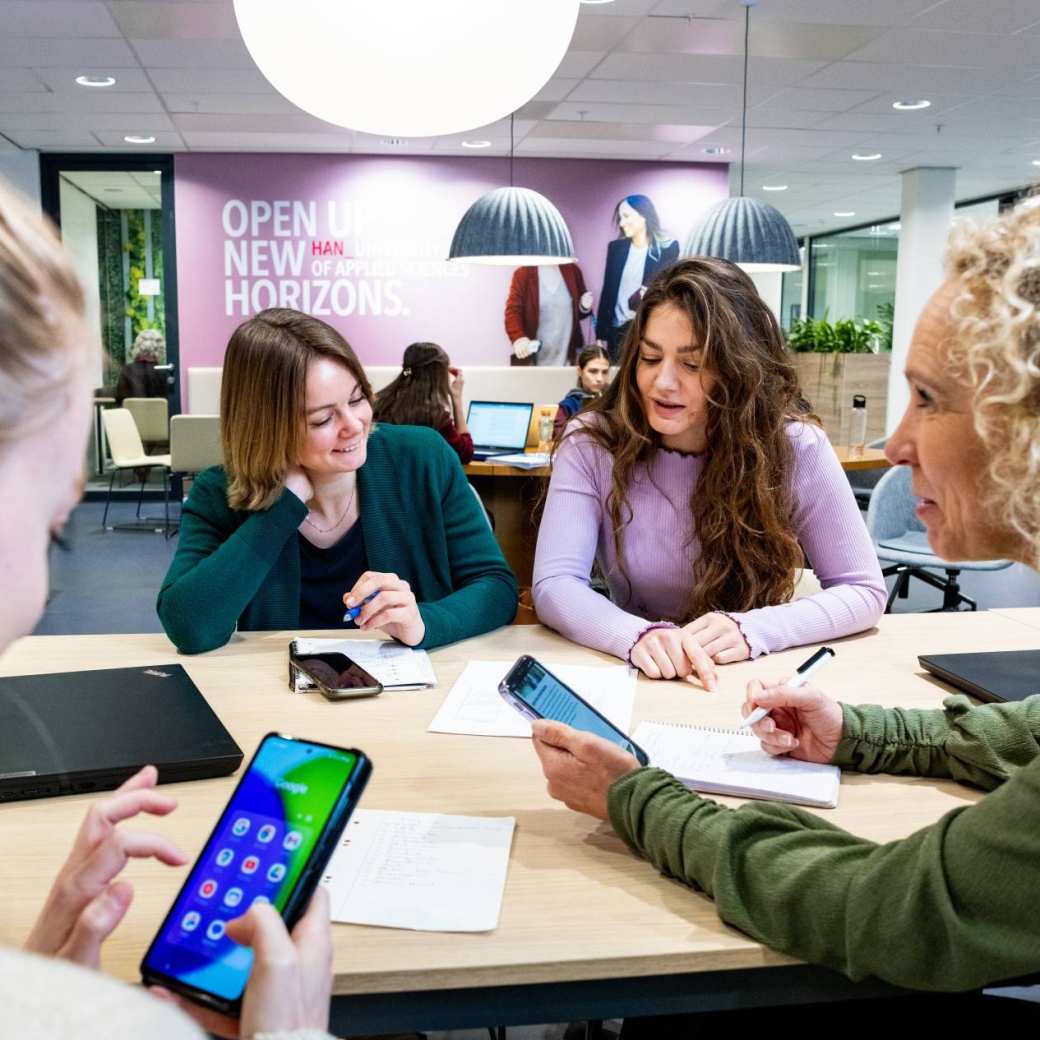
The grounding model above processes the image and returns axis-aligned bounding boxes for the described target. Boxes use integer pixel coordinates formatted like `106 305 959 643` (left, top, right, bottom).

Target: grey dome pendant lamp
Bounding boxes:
449 113 577 265
684 0 800 272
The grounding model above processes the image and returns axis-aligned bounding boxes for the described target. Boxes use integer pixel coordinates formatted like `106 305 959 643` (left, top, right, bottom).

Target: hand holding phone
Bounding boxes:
499 655 648 765
141 734 371 1016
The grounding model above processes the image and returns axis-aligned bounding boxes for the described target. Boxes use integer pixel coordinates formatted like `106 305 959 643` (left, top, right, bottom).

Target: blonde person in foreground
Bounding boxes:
0 180 342 1038
533 199 1040 1023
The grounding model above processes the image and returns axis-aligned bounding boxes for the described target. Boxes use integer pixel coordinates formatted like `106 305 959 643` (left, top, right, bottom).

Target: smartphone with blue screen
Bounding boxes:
140 733 371 1015
499 655 649 765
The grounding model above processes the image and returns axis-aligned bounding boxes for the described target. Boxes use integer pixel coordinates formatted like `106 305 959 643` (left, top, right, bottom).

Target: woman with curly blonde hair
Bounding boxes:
534 257 886 683
533 198 1040 1013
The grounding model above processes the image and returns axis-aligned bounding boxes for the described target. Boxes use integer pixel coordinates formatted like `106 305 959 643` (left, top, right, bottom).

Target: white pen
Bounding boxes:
739 646 836 730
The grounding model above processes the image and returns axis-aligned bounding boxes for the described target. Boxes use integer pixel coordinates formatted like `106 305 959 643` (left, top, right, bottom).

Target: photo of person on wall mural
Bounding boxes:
595 194 679 362
504 262 594 367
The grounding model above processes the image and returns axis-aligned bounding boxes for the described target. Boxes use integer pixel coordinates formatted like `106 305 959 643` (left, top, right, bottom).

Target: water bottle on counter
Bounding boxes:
849 394 867 459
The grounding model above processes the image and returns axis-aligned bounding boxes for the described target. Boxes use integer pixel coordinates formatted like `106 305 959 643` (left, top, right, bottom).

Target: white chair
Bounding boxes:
867 465 1012 612
122 397 169 450
170 414 222 475
100 408 173 536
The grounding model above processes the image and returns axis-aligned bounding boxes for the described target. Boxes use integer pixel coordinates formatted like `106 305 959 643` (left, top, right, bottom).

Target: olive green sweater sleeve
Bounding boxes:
607 696 1040 991
157 470 307 654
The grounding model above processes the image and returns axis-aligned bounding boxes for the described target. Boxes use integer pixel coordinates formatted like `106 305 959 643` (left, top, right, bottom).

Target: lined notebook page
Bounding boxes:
633 721 840 809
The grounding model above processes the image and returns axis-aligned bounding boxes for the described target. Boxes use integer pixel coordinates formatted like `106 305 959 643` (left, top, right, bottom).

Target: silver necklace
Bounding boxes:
304 481 356 534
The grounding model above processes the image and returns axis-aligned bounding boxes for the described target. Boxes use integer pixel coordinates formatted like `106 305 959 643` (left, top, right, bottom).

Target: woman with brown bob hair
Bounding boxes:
157 308 517 654
533 257 885 682
373 341 473 464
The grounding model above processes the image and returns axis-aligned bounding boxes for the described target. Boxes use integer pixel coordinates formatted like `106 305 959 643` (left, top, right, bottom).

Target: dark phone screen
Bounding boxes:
297 652 380 690
142 735 360 1001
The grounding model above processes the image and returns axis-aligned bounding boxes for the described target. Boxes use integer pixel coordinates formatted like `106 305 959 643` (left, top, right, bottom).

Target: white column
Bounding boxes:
0 149 41 207
886 166 956 433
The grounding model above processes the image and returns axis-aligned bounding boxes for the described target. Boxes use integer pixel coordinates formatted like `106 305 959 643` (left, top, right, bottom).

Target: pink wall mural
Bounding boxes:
173 152 727 384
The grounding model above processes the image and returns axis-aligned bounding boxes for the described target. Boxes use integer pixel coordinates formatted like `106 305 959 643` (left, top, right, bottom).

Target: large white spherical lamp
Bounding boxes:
233 0 581 138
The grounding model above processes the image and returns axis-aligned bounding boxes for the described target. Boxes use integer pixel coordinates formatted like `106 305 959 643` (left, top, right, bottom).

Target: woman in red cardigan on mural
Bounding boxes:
504 263 594 366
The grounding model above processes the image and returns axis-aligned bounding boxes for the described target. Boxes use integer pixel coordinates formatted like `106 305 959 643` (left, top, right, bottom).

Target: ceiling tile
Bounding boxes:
129 37 255 67
149 67 271 92
625 17 882 60
180 130 353 150
0 1 120 36
93 128 186 147
171 111 335 134
799 61 1019 93
592 52 826 86
567 78 773 106
554 50 607 78
532 78 580 102
0 91 163 113
548 100 726 126
0 68 46 91
0 110 175 132
910 0 1040 34
650 0 938 26
844 29 1040 67
518 137 677 157
108 1 240 39
756 86 883 112
0 36 138 66
162 92 298 115
6 129 104 147
571 13 640 51
532 119 715 144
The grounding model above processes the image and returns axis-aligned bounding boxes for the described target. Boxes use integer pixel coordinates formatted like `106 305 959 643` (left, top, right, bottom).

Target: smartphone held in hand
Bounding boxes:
499 655 648 765
140 733 371 1015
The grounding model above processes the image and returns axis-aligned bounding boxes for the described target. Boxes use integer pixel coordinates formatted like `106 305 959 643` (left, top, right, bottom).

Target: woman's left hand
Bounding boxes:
531 720 640 820
24 765 187 968
344 571 426 646
681 612 751 665
449 367 465 400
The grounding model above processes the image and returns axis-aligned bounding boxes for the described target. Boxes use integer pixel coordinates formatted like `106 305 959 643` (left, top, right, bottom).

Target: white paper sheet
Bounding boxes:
427 661 635 738
488 452 551 469
322 809 515 932
291 638 437 691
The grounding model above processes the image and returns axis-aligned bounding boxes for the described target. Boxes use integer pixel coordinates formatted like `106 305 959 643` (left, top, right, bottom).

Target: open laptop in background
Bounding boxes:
467 400 534 461
0 664 243 803
918 650 1040 704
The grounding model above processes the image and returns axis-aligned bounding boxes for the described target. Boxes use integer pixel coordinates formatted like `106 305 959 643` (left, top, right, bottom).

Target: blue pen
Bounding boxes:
342 590 379 623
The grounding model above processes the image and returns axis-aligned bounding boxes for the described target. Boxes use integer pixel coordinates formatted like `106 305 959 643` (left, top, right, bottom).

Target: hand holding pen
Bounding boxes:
739 647 844 762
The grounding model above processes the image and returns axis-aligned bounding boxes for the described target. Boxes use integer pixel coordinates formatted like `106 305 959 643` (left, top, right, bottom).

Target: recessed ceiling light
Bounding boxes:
762 184 788 191
867 283 883 289
579 0 616 4
153 169 162 174
702 146 728 156
123 134 156 144
76 74 116 88
893 99 931 111
867 270 883 276
1033 160 1040 167
461 139 492 149
852 152 882 161
834 211 856 217
888 222 902 230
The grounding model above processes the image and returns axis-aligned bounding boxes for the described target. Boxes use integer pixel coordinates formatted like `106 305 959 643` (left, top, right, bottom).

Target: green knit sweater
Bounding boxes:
608 694 1040 992
157 424 518 654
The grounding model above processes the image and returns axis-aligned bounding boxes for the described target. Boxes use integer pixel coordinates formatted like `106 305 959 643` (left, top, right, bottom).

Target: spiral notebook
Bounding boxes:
633 720 840 809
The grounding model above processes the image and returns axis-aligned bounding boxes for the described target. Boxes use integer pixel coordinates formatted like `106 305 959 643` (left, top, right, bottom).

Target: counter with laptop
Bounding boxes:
2 609 1036 1031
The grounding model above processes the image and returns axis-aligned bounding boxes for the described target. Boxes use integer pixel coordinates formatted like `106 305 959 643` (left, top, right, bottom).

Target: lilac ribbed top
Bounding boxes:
532 419 886 662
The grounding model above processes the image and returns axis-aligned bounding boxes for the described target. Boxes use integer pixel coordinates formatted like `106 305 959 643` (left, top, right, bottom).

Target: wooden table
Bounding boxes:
0 612 1023 1032
466 446 891 588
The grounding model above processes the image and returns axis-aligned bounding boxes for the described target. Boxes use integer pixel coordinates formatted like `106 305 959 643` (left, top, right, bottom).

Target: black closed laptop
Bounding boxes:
0 664 243 803
918 650 1040 704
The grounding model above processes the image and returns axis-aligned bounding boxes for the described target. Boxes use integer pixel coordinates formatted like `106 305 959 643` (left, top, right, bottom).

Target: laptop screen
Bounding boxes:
467 401 533 450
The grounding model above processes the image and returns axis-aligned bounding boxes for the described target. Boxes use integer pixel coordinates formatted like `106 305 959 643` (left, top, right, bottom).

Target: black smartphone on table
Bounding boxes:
499 654 649 765
140 733 371 1015
290 644 383 700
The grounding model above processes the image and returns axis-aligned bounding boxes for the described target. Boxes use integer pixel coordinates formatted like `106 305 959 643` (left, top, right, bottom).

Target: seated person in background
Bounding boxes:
373 340 473 464
114 328 168 404
533 258 885 683
158 310 517 654
0 179 337 1038
532 198 1040 1012
553 344 611 440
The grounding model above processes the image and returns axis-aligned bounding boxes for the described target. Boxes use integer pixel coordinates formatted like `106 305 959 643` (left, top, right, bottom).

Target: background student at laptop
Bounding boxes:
0 181 342 1038
466 399 534 460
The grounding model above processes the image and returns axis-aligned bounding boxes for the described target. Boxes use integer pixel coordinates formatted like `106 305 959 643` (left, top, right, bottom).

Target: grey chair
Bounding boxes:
847 436 888 510
866 464 1012 612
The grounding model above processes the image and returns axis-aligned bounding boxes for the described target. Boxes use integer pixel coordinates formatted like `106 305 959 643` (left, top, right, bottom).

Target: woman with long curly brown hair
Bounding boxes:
533 257 885 682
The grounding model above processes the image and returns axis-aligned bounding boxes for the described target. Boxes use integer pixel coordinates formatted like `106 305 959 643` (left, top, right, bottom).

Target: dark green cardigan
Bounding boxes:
157 424 518 654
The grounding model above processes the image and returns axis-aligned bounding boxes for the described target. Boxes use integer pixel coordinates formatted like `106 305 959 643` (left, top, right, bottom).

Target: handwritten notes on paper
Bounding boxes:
323 809 515 932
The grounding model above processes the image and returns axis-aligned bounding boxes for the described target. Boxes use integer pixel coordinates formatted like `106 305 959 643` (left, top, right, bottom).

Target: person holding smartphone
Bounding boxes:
0 180 341 1038
532 200 1040 1021
373 340 474 464
158 311 517 654
533 258 885 685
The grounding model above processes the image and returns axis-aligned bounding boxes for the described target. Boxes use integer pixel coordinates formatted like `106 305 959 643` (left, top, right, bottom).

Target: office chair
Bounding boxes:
867 464 1011 612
